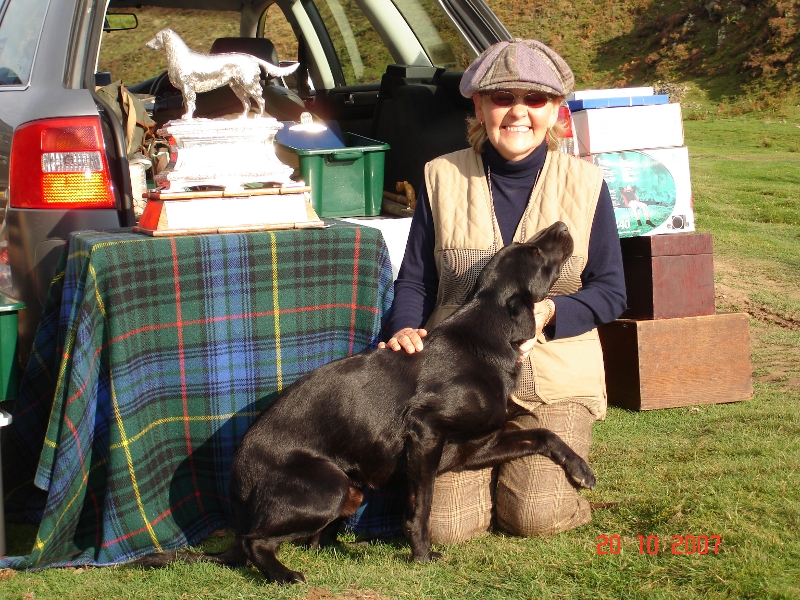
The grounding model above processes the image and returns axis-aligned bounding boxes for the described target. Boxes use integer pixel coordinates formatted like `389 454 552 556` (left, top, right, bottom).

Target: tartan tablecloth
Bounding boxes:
1 223 393 569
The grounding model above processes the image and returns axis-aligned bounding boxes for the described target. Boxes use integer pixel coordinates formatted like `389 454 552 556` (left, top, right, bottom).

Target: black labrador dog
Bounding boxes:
138 221 595 582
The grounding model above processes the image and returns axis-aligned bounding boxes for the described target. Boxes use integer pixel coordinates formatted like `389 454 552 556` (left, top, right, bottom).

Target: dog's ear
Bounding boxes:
506 292 537 343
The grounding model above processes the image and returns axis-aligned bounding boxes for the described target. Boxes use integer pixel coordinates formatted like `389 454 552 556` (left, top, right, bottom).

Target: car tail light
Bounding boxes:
558 106 577 156
558 106 573 137
9 117 116 209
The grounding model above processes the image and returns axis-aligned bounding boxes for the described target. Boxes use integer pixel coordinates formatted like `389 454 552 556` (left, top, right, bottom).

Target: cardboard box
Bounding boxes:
568 95 668 112
598 313 753 410
571 103 684 155
568 87 654 100
584 146 695 238
620 233 715 320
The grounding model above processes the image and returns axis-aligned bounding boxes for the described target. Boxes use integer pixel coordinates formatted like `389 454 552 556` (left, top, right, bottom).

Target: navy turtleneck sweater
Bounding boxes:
387 141 627 340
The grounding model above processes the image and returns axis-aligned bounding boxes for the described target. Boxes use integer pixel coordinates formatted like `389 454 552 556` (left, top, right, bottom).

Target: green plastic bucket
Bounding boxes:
0 293 25 402
277 132 390 218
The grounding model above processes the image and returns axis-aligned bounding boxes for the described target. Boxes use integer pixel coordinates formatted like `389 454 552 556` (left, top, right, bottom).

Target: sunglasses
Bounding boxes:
485 90 553 108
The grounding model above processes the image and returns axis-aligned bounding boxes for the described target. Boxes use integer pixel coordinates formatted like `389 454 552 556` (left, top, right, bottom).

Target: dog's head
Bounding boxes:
473 221 573 343
145 29 170 51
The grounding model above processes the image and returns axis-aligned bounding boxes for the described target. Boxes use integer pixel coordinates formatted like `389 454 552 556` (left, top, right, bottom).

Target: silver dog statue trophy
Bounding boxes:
146 28 299 120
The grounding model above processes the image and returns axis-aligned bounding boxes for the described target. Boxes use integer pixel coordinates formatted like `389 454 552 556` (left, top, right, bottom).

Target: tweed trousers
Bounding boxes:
429 401 595 544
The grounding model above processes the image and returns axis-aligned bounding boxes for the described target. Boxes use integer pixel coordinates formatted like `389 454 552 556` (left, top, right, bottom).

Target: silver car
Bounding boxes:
0 0 511 368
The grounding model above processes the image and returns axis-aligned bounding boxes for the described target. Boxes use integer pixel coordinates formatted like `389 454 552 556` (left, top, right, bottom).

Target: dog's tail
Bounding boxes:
132 543 248 568
252 57 301 78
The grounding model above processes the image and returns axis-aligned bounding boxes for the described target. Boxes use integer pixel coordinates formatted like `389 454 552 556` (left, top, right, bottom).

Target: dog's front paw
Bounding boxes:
283 570 307 584
566 458 596 489
266 568 306 584
411 550 442 563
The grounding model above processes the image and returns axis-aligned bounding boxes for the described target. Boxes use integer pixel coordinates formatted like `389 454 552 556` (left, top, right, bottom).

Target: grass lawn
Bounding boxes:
2 108 800 598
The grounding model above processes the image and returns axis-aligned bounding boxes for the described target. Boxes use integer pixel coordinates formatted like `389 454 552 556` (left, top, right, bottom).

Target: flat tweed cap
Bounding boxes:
459 38 574 98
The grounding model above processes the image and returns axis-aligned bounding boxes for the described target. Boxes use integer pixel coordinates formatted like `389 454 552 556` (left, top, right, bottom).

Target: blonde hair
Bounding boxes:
466 97 566 153
466 116 489 153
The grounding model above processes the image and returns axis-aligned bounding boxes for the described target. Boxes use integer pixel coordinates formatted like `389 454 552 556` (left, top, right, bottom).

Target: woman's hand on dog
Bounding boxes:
533 298 555 336
517 299 557 359
381 301 553 357
379 328 428 353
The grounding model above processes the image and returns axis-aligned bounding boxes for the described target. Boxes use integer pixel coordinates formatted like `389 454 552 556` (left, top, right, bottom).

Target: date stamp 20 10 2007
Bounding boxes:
597 534 722 555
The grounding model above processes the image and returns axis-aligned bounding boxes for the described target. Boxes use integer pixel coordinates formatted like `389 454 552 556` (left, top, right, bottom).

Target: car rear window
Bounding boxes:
313 0 395 85
311 0 475 86
98 7 241 85
0 0 50 87
392 0 475 70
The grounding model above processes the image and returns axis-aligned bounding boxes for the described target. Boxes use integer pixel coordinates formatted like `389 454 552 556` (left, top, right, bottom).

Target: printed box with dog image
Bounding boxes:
583 146 696 238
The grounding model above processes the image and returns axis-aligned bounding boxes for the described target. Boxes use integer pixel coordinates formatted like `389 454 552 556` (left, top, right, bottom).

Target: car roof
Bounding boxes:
111 0 246 10
109 0 511 53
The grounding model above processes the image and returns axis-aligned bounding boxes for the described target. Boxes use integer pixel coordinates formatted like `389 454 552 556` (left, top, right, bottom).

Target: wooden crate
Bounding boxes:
598 313 752 410
620 233 715 320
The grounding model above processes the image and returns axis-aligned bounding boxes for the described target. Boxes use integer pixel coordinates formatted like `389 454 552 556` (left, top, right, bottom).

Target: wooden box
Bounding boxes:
598 313 752 410
620 233 715 320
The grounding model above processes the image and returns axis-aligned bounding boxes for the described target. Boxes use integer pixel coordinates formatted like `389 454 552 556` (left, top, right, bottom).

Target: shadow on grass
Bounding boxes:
296 534 413 564
183 526 416 579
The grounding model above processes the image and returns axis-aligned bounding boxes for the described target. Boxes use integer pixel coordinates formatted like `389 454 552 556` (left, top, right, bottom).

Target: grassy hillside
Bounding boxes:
488 0 799 108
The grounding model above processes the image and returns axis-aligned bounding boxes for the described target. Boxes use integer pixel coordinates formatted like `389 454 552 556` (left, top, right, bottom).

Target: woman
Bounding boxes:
378 39 627 543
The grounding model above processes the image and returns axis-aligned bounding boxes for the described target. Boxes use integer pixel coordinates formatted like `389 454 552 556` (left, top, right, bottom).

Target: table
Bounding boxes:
340 217 412 281
0 224 393 569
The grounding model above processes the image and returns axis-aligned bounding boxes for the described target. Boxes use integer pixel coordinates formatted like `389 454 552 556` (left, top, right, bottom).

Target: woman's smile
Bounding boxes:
474 89 561 161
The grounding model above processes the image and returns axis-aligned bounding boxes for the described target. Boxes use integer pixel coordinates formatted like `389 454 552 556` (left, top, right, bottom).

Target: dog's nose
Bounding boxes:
553 221 568 234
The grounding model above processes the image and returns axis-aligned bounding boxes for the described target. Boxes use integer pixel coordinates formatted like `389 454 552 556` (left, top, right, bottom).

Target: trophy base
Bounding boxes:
133 186 324 237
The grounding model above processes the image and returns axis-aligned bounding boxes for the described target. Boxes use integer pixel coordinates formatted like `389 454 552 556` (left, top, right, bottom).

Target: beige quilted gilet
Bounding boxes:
423 148 608 419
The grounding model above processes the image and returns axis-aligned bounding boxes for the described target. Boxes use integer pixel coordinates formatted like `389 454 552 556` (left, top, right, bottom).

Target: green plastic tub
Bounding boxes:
0 292 24 402
0 293 22 556
277 132 390 218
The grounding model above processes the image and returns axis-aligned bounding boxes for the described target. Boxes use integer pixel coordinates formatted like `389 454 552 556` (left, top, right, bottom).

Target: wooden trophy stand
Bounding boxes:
598 233 753 410
133 186 324 236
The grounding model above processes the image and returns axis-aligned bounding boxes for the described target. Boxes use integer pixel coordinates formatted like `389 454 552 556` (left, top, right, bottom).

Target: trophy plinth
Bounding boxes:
154 117 295 191
133 185 324 237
